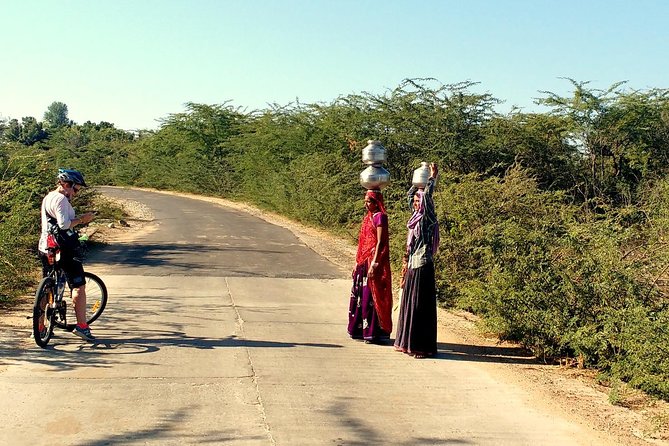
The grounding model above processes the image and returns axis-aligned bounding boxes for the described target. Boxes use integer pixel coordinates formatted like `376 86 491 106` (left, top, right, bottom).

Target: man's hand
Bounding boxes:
80 212 96 224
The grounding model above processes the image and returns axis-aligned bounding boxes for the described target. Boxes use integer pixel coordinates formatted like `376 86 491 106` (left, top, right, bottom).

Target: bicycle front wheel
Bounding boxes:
32 277 55 348
57 272 108 331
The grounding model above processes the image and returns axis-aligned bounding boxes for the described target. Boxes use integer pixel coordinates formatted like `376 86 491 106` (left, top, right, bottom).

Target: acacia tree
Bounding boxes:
481 112 578 192
342 79 500 177
539 80 669 204
160 102 245 151
601 89 669 186
158 102 247 193
538 79 627 203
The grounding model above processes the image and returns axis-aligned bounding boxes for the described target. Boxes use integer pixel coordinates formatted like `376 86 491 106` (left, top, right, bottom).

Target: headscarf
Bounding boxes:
356 190 386 264
406 189 440 255
366 190 386 213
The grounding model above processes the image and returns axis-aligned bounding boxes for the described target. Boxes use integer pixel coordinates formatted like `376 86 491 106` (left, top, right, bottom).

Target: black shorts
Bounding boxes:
40 252 86 289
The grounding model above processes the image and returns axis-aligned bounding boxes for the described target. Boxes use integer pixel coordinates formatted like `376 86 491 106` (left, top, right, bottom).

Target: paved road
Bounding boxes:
0 188 606 445
89 187 344 279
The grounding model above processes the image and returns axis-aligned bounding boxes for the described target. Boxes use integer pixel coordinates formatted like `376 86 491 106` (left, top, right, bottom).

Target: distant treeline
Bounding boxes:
2 78 669 400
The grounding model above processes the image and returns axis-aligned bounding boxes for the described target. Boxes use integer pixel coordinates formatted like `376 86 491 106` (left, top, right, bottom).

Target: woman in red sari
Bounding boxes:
348 190 393 343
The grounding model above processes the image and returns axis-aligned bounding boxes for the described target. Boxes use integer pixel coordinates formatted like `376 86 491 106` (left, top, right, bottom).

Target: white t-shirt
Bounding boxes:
39 190 75 253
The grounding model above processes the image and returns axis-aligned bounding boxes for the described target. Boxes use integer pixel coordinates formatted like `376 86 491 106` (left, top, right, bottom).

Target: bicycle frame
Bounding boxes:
42 250 70 329
34 235 107 347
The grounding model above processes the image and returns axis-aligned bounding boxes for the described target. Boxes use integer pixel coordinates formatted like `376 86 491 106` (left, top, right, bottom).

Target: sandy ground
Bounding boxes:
4 187 669 445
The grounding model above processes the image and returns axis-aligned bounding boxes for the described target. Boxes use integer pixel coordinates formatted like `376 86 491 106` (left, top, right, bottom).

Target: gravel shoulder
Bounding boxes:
4 186 668 445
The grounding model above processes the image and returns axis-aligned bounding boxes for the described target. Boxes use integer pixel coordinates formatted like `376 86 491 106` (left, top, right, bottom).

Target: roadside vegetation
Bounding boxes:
2 79 669 400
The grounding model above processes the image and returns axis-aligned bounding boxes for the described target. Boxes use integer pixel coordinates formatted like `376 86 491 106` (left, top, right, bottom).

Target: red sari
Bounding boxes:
348 191 393 339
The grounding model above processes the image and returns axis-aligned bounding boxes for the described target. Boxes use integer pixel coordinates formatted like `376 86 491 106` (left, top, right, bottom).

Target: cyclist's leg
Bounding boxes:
63 256 96 341
39 252 51 278
72 284 87 325
61 254 87 326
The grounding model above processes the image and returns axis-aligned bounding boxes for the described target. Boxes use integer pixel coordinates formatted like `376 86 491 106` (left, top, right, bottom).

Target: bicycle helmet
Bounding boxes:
57 168 88 187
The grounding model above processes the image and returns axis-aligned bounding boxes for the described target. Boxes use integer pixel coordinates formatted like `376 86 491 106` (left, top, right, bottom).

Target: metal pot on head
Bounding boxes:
360 139 390 190
362 140 387 165
360 165 390 190
412 161 430 189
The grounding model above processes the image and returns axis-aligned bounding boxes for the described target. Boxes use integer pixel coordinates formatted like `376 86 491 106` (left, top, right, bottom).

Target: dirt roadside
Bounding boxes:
4 187 668 445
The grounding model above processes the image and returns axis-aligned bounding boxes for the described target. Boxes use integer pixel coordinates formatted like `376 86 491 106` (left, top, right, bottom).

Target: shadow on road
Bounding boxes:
0 330 343 372
88 241 285 265
91 332 343 351
72 406 268 446
356 339 537 365
436 341 537 364
85 241 342 279
327 400 474 445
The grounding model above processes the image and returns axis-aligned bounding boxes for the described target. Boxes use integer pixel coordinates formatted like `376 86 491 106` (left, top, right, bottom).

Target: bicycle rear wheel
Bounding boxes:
56 272 108 331
32 277 55 348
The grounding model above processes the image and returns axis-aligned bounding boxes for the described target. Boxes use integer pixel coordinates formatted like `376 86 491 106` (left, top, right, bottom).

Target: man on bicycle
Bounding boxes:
38 168 97 341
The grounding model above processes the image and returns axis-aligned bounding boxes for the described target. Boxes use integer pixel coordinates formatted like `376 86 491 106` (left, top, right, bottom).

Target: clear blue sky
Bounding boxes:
2 0 667 131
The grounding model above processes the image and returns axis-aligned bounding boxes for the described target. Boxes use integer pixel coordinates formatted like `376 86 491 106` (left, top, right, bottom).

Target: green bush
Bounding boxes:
431 167 669 398
0 145 50 301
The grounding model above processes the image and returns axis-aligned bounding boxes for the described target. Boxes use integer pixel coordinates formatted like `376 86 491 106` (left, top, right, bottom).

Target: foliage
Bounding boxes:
3 79 669 400
43 101 70 129
0 143 50 300
0 117 127 301
116 103 245 195
2 117 48 146
538 79 669 204
434 167 669 397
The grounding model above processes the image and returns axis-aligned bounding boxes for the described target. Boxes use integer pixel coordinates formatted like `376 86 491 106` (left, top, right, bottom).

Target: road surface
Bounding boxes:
0 187 610 445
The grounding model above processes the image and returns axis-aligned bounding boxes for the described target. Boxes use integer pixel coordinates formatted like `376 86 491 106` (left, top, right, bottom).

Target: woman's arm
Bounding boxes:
368 214 388 278
424 163 439 198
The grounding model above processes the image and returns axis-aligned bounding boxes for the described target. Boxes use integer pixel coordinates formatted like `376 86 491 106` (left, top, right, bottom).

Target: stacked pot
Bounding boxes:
359 140 390 190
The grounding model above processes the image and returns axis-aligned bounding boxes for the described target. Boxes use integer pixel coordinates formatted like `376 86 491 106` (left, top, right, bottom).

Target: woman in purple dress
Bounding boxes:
394 163 440 358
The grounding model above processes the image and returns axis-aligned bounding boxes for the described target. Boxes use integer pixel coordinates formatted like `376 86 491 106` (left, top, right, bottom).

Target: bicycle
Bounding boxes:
32 234 108 347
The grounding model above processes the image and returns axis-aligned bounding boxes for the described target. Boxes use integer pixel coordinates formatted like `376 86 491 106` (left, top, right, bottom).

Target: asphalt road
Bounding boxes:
89 187 344 279
0 188 608 445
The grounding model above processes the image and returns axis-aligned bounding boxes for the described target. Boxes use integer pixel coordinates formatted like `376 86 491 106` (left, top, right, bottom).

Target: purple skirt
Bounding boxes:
394 261 437 356
348 262 390 342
